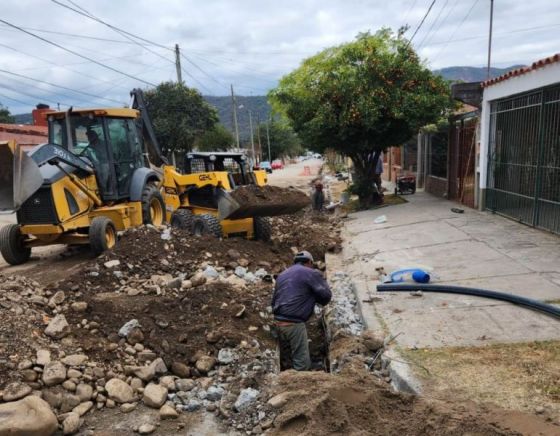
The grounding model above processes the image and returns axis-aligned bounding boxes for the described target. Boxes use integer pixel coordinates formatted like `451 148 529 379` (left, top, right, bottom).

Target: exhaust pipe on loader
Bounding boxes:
0 140 44 213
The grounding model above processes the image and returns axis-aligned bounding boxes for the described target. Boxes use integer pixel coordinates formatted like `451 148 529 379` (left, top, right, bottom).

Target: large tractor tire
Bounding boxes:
90 216 117 256
253 216 271 242
191 214 222 238
0 224 31 265
141 184 165 226
170 209 194 231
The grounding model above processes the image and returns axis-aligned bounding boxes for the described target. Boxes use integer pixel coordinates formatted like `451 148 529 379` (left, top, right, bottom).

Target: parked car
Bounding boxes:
271 160 284 170
259 161 273 173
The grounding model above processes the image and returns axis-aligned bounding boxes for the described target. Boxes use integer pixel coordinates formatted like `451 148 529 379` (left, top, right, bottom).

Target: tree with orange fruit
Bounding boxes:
269 29 452 207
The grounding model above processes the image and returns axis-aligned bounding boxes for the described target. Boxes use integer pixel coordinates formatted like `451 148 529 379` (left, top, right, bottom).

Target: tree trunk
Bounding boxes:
350 150 383 208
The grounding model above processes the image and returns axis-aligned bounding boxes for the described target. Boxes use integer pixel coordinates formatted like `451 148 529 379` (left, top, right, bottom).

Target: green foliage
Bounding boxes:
0 103 14 123
143 82 218 155
257 119 302 161
269 29 452 204
195 124 234 151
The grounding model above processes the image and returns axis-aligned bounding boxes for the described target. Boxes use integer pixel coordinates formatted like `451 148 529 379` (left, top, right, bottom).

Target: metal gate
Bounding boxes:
486 84 560 234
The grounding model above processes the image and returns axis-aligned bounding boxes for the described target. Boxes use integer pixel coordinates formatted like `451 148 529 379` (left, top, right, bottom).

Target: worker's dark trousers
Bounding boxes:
277 323 311 371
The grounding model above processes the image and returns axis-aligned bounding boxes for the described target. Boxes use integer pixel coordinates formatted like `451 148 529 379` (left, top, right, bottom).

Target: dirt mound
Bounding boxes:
230 185 309 208
269 360 559 435
270 208 342 261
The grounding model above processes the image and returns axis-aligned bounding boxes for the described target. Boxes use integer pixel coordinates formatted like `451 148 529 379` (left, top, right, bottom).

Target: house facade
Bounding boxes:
480 54 560 234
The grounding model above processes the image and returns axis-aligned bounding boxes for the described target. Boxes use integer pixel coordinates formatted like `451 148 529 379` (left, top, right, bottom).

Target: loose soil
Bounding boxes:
268 359 560 435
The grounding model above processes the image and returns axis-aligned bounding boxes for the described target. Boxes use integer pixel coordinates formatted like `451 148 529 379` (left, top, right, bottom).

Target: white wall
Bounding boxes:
479 61 560 190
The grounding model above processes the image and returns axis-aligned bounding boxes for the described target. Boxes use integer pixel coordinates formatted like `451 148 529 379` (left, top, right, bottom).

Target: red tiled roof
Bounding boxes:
482 53 560 88
0 123 48 147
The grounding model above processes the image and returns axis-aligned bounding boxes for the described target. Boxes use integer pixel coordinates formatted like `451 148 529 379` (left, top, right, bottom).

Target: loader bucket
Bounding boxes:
216 186 309 220
0 140 44 212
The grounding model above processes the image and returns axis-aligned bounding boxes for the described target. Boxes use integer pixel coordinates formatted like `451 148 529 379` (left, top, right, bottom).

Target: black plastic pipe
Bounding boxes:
377 283 560 320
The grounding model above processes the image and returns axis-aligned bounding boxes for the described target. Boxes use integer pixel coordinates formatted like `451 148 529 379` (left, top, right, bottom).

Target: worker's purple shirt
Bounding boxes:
272 264 332 323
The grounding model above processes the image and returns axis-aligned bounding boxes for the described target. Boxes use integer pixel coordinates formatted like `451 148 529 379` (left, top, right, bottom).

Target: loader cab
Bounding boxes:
48 109 145 201
183 152 260 188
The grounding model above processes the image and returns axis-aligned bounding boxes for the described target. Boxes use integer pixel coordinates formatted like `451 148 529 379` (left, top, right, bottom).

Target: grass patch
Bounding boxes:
402 341 560 419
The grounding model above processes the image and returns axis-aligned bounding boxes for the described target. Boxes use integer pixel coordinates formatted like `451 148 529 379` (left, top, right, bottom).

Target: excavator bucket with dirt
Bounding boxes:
0 140 44 212
216 185 309 220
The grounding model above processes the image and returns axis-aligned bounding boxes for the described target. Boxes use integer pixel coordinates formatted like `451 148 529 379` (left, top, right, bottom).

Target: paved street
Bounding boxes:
342 192 560 348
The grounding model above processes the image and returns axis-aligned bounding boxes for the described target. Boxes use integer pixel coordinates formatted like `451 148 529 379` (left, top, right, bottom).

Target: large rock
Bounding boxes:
234 388 259 411
143 383 168 408
61 354 88 366
62 412 81 435
72 401 93 416
44 315 70 339
42 361 67 386
170 361 190 378
128 357 167 382
195 356 216 374
0 396 58 435
75 384 93 402
48 290 65 308
118 319 141 338
159 403 178 419
2 382 32 402
36 349 51 366
105 378 134 403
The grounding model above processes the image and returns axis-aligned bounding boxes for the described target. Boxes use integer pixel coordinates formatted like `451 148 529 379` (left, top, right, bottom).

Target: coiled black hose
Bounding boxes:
377 283 560 320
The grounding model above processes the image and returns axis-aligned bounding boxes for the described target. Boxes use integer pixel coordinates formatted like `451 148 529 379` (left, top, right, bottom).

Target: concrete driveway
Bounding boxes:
342 192 560 349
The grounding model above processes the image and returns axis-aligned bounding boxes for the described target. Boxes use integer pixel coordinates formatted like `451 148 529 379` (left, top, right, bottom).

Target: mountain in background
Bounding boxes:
12 65 525 135
433 65 525 83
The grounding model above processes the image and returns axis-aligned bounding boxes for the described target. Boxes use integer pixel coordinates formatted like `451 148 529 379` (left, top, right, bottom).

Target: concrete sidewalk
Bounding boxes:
342 192 560 349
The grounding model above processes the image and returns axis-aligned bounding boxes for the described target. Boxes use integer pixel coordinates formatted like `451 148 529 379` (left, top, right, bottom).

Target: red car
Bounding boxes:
271 160 284 170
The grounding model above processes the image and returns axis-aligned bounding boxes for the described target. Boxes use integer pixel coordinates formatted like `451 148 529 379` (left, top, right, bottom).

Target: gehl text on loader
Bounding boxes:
0 89 305 265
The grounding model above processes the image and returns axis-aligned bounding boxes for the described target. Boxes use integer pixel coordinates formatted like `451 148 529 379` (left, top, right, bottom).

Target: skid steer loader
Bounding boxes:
129 90 307 242
0 106 165 265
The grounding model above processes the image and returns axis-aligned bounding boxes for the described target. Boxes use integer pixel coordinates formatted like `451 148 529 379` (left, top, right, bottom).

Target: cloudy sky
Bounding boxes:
0 0 558 114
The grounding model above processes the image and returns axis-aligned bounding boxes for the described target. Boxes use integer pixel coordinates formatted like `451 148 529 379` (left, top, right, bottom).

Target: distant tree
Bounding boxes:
269 29 452 206
257 119 303 161
0 103 14 123
195 124 234 151
143 82 218 156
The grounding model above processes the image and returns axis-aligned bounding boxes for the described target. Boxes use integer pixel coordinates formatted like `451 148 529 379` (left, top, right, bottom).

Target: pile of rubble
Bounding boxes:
0 219 332 435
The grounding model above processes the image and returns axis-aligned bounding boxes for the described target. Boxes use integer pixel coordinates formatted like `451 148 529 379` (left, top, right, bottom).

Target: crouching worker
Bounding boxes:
272 250 332 370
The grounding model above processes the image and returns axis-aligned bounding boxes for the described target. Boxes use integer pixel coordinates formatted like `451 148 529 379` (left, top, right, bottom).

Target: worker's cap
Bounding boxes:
294 250 314 264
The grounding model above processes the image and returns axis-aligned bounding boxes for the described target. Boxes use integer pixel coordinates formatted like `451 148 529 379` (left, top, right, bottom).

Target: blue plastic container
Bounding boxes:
389 268 431 284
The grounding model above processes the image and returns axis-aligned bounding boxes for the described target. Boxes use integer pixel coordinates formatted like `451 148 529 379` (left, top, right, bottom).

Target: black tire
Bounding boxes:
191 214 222 238
253 216 271 242
0 224 31 265
171 209 193 231
90 216 117 256
141 184 165 226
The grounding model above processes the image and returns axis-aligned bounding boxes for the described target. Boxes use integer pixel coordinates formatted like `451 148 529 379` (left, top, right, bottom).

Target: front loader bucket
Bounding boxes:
0 140 43 212
216 186 309 220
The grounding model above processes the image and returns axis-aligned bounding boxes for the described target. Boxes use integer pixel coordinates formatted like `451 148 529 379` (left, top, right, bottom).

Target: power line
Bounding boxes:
0 92 36 107
0 18 156 86
0 69 125 105
51 0 176 66
417 0 450 49
407 0 437 46
50 0 172 51
0 83 73 107
431 0 480 62
402 0 419 28
420 0 460 48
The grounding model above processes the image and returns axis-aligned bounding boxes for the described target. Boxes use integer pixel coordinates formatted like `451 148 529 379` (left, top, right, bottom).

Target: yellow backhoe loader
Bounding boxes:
0 89 305 265
0 106 165 265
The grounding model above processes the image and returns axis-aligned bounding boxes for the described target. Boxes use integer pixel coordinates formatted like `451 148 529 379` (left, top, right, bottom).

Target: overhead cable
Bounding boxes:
0 18 157 86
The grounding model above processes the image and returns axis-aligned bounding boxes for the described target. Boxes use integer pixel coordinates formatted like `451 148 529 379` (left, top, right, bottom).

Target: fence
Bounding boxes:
486 83 560 234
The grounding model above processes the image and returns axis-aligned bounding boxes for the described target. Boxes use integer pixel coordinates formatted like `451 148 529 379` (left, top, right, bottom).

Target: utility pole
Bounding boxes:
486 0 494 80
175 44 183 84
266 119 272 162
248 110 256 168
231 85 240 149
256 114 262 163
